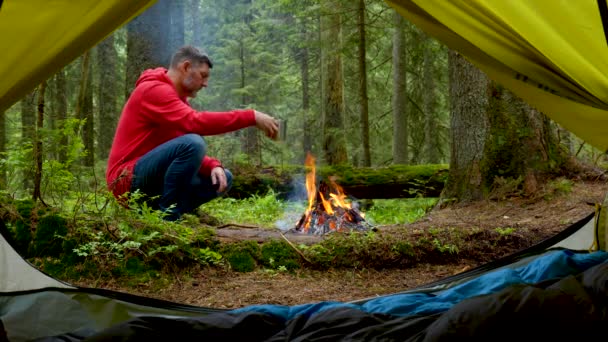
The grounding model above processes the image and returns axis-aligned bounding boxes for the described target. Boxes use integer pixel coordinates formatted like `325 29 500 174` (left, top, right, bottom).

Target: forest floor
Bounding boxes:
75 178 608 310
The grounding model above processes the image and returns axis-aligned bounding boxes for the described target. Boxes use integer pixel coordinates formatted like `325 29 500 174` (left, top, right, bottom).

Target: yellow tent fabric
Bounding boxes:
0 0 156 113
387 0 608 151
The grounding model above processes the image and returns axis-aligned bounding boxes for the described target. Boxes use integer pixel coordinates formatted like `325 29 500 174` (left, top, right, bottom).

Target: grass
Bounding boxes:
200 192 438 228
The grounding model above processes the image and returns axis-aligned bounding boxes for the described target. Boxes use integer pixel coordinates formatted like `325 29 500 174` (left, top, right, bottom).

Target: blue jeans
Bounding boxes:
130 134 233 221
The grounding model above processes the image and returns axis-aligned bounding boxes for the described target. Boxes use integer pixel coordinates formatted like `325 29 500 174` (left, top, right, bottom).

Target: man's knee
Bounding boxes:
180 133 206 157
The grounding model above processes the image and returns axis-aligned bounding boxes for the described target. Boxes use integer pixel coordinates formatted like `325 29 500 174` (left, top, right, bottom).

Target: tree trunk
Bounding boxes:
357 0 371 167
422 34 440 164
443 51 567 204
21 91 36 191
321 1 347 166
169 0 185 55
0 110 5 189
76 51 95 167
442 51 490 202
125 0 171 98
483 84 566 196
392 12 408 164
238 38 260 165
33 81 47 205
54 69 68 163
299 26 313 164
228 164 448 200
189 0 203 48
97 35 118 160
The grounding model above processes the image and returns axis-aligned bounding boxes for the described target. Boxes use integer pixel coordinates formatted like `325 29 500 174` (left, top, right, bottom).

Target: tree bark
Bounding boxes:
169 0 185 55
483 84 566 196
442 51 490 202
357 0 371 167
97 35 118 160
299 23 313 164
126 0 171 98
0 110 5 189
228 164 448 200
33 81 47 205
189 0 203 48
443 51 568 204
21 90 36 190
392 12 408 164
321 1 347 166
422 34 440 164
75 51 95 167
54 69 68 163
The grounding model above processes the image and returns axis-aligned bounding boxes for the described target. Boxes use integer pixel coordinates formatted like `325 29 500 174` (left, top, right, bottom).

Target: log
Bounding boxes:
228 164 448 200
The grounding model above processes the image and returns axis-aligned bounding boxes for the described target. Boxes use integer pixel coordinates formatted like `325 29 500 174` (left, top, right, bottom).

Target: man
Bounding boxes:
106 45 278 221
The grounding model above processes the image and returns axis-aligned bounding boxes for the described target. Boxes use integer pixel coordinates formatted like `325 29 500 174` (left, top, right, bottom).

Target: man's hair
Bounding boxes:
170 45 213 69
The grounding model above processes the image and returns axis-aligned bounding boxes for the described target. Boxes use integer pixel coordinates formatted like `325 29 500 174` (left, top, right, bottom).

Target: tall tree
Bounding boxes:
357 0 371 167
97 35 119 160
392 11 408 164
0 110 5 189
169 0 186 54
75 51 95 167
33 81 47 204
125 0 171 97
298 23 313 163
443 51 569 203
422 34 441 164
321 0 347 165
189 0 204 48
442 51 490 202
54 69 68 163
21 91 37 190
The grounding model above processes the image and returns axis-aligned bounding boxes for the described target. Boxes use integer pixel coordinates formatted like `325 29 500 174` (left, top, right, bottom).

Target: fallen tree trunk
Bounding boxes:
229 164 448 200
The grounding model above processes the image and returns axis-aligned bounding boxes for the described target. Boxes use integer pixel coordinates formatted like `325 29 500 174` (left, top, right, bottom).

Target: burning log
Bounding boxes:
291 152 374 235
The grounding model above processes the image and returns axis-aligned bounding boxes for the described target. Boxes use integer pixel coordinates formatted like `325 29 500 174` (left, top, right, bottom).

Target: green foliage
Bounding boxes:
200 191 288 227
365 198 438 225
495 227 516 236
548 178 573 196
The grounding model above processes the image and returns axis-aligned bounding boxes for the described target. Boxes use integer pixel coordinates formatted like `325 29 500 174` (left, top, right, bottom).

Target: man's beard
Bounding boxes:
183 75 200 98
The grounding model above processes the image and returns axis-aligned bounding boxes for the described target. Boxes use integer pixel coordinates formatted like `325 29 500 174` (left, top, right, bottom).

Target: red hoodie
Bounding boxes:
106 67 256 199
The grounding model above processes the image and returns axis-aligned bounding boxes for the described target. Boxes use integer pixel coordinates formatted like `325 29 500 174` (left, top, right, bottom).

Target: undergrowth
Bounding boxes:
0 188 451 284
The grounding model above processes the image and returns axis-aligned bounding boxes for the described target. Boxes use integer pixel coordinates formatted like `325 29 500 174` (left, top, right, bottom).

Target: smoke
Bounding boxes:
274 175 308 232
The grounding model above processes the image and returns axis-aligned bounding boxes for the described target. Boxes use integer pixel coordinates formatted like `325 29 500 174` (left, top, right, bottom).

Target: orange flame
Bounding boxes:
301 152 366 233
303 152 316 231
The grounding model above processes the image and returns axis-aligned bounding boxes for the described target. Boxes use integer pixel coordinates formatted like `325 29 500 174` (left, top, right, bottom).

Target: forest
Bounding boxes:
2 0 607 305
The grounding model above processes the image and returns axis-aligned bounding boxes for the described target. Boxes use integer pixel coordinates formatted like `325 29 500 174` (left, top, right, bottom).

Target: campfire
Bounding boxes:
291 152 373 235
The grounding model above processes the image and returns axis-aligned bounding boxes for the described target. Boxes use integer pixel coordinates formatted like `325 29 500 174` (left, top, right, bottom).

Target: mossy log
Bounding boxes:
228 164 448 200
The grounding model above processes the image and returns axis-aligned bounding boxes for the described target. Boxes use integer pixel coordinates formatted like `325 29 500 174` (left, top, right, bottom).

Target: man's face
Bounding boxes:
181 62 210 98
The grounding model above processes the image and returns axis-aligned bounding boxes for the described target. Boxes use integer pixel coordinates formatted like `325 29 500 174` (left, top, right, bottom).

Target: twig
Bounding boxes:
280 231 313 264
215 223 262 229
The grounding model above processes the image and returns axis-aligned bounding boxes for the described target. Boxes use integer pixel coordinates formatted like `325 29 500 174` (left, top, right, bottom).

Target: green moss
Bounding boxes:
191 226 220 250
60 237 83 266
393 241 415 257
225 251 256 272
12 220 32 256
221 241 261 272
260 240 300 270
15 199 35 218
33 214 68 257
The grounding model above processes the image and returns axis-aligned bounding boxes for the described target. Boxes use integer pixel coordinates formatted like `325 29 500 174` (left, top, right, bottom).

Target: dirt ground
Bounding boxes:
78 179 608 310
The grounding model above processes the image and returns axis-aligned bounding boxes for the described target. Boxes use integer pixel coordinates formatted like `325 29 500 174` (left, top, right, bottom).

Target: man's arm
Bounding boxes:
141 83 257 135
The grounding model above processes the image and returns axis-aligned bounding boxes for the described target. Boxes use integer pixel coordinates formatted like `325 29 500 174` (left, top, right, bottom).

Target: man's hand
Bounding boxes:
254 110 279 140
210 167 228 192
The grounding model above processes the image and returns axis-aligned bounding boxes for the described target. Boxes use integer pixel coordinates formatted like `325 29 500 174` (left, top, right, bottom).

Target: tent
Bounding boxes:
3 0 608 340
